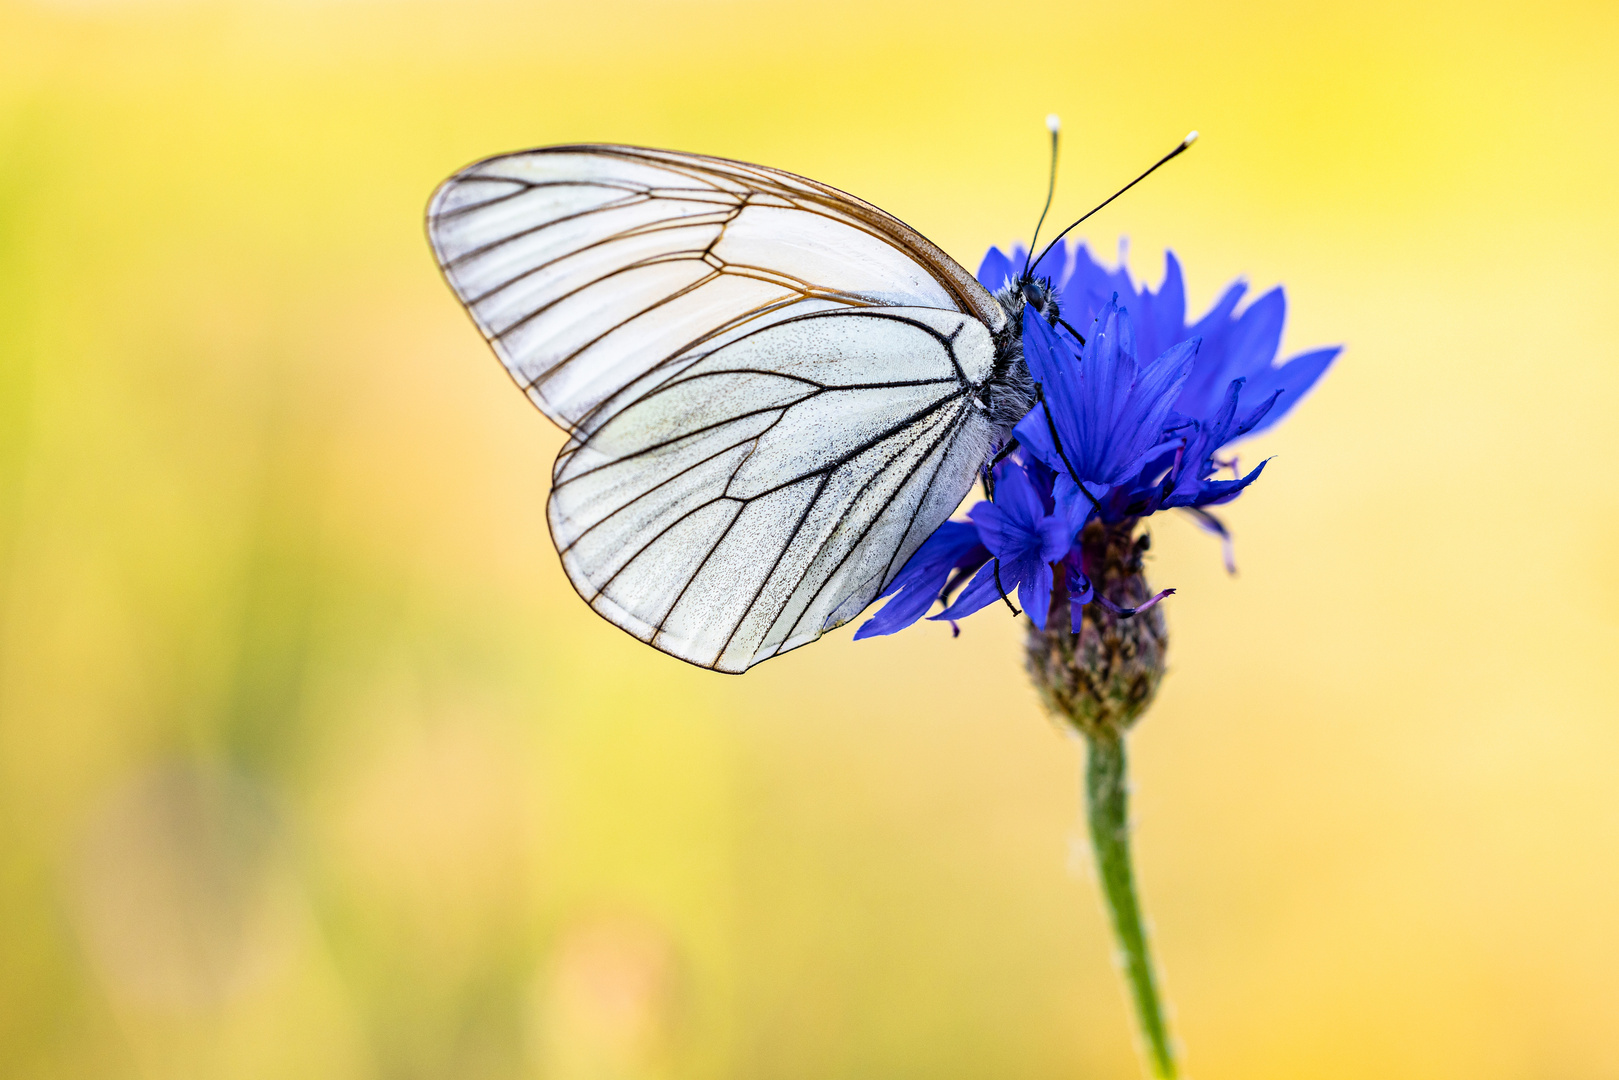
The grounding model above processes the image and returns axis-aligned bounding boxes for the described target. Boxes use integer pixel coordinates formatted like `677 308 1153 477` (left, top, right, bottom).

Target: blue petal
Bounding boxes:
855 522 985 638
1022 457 1059 515
1206 377 1246 444
1054 242 1121 329
1067 565 1095 631
1020 301 1196 488
1013 309 1086 480
1223 287 1286 382
1014 413 1059 481
980 460 1047 535
1190 279 1248 338
976 246 1016 292
1079 303 1132 471
1197 458 1269 506
1176 279 1251 416
1027 237 1070 282
1036 510 1074 565
967 502 1039 565
933 558 1019 623
1021 561 1055 630
1238 346 1341 436
1114 337 1198 475
969 239 1339 537
1233 389 1283 440
1052 473 1099 537
1149 251 1187 358
1161 378 1243 506
1166 458 1270 509
1125 255 1178 370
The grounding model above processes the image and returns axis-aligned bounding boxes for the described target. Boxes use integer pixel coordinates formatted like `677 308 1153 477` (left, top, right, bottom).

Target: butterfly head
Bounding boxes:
991 272 1062 331
1018 274 1061 325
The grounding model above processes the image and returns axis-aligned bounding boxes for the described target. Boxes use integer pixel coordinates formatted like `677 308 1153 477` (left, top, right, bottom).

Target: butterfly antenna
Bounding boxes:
1030 130 1198 276
1020 114 1063 281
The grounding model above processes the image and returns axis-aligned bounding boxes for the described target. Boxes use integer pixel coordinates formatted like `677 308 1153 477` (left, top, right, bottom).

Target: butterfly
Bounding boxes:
425 132 1193 673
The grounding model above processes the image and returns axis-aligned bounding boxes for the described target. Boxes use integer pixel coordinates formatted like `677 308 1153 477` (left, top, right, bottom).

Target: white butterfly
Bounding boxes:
427 144 1040 672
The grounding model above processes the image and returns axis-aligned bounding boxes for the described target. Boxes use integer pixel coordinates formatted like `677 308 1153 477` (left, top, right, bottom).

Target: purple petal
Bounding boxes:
1095 589 1176 617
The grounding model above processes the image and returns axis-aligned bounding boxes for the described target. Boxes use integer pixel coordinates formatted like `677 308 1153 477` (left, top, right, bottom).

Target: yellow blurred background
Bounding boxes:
2 0 1617 1077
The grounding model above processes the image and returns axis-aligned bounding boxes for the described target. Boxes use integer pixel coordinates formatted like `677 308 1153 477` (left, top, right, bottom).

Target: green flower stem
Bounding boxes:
1085 731 1177 1079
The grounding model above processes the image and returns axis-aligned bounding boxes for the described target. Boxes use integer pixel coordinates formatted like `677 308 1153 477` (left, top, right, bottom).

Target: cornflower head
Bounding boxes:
850 117 1338 1080
858 237 1338 1080
858 240 1339 736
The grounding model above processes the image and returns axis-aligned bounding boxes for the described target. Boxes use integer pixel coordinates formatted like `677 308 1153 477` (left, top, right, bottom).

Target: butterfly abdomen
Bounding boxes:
984 292 1037 439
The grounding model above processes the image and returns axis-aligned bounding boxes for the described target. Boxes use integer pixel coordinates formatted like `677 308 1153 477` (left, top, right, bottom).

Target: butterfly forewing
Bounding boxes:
428 145 1006 671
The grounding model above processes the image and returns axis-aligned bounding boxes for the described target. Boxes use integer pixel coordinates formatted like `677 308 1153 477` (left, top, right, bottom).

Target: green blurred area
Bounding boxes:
1 1 1618 1078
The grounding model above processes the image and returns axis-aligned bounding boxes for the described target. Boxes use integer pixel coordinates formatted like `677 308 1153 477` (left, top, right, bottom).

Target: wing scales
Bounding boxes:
428 146 1004 433
550 308 997 672
532 276 800 421
600 500 746 633
428 145 1010 671
745 399 972 665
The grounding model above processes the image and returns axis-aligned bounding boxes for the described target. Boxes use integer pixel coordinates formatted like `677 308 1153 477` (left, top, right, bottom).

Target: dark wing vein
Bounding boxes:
564 384 965 558
465 214 738 307
442 190 652 269
772 400 972 649
719 399 970 660
562 309 974 453
556 411 792 555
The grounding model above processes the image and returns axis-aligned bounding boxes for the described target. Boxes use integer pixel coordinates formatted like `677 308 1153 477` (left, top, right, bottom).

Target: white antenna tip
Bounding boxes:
1046 114 1062 134
1183 130 1199 147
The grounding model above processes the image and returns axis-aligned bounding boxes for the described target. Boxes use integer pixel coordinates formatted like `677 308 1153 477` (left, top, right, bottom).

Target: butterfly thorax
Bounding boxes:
978 275 1055 437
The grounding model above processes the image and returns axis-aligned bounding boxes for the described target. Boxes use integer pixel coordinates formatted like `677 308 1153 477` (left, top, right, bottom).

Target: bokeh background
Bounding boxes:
2 0 1617 1077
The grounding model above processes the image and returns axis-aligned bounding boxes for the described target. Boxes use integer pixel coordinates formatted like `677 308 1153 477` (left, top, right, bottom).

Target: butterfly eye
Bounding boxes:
1020 277 1060 324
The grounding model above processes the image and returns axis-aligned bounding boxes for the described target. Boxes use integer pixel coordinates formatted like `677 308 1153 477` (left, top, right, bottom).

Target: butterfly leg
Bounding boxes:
1034 383 1105 517
981 437 1022 499
989 437 1021 468
992 559 1022 617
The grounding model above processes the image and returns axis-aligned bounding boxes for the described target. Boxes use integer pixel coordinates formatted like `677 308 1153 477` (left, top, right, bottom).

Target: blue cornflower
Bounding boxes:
934 458 1084 630
980 240 1340 439
855 242 1338 640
